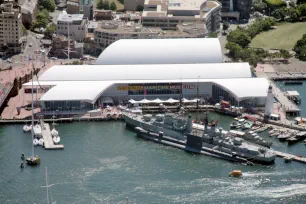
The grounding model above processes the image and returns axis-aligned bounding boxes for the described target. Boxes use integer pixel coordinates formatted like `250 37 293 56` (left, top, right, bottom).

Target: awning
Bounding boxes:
165 98 179 103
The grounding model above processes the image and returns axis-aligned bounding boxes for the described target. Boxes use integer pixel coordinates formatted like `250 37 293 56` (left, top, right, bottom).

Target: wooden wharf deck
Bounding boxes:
40 120 64 150
274 151 306 164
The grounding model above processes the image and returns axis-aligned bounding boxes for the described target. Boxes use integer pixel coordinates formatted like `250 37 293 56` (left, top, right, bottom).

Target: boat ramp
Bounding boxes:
40 120 64 150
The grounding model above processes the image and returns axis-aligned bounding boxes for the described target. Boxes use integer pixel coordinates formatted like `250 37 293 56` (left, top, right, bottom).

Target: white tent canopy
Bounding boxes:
165 98 179 103
182 98 199 103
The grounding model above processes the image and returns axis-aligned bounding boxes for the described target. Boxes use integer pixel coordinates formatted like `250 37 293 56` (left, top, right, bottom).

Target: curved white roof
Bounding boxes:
96 38 223 65
38 63 251 81
33 78 268 103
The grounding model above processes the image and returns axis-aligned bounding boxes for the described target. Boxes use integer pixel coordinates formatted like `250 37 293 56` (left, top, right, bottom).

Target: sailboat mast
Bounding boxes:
31 63 34 157
196 76 200 122
45 167 49 204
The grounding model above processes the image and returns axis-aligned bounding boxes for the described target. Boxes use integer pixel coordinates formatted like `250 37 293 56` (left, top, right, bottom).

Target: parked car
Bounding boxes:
50 57 57 60
80 57 87 61
6 58 12 63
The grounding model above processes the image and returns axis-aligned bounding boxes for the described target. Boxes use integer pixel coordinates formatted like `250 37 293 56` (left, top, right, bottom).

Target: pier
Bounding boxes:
40 120 64 150
270 82 300 115
274 151 306 164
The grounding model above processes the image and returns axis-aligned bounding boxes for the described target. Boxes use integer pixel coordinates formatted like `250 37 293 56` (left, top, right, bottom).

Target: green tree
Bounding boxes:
104 0 110 10
44 23 56 39
97 0 104 9
110 2 117 10
279 49 292 59
294 34 306 60
136 5 144 11
227 29 251 48
39 0 56 12
208 32 218 38
222 21 229 34
252 0 267 12
271 8 288 21
40 9 50 19
22 24 28 36
225 42 243 60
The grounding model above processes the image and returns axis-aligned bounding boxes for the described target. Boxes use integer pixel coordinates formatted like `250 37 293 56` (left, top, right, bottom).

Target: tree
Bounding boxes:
45 23 56 39
294 34 306 60
97 0 104 9
39 0 56 12
104 0 110 10
222 21 229 34
110 2 117 10
225 42 243 60
208 32 218 38
271 8 288 21
22 24 28 36
227 29 251 48
279 49 291 59
136 5 144 11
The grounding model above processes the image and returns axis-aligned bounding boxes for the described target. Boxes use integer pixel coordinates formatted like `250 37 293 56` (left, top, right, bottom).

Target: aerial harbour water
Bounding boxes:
1 112 306 203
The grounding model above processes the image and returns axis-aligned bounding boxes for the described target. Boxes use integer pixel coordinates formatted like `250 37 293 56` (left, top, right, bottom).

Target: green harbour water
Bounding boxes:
1 111 306 203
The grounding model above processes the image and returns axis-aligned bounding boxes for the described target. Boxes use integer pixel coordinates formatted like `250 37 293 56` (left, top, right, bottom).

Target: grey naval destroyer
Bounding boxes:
123 110 276 165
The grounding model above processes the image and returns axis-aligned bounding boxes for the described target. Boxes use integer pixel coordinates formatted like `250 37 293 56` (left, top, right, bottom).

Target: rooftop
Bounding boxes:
142 0 220 19
57 13 84 22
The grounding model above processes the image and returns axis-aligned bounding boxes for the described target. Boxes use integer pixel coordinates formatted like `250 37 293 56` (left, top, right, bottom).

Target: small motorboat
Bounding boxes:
38 138 44 146
33 138 39 146
26 156 40 166
51 128 58 137
23 125 32 133
230 121 240 129
242 121 253 130
53 136 60 144
268 129 275 134
229 170 242 177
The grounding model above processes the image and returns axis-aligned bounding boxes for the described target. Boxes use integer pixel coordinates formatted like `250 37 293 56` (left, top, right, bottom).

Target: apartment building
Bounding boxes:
142 0 221 33
56 14 88 42
220 0 252 20
94 20 206 51
0 1 22 55
49 35 83 58
67 0 93 20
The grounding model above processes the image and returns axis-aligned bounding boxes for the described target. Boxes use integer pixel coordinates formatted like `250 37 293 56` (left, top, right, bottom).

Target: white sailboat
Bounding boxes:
26 64 40 166
51 116 60 144
23 124 32 132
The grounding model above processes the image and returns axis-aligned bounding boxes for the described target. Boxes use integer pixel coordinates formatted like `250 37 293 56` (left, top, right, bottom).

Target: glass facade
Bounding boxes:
212 84 261 107
40 101 94 112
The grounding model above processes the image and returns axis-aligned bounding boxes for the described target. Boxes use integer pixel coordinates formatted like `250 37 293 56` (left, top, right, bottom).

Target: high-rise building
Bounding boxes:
56 14 88 42
67 0 93 20
0 1 22 55
220 0 252 20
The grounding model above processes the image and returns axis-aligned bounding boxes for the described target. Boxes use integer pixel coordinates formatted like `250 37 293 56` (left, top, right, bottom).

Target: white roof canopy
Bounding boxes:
28 78 269 104
96 38 223 65
38 63 252 82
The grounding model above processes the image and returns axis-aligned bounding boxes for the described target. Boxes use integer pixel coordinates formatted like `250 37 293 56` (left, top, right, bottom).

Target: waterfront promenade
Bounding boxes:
255 64 300 115
0 61 58 119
